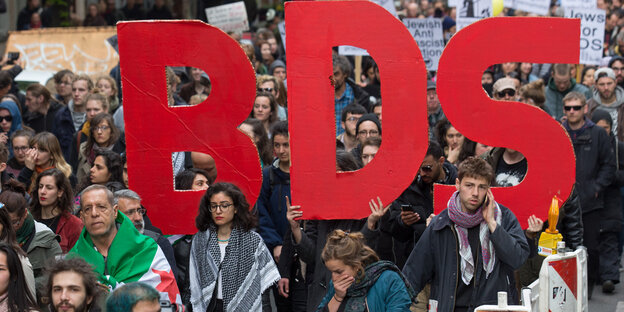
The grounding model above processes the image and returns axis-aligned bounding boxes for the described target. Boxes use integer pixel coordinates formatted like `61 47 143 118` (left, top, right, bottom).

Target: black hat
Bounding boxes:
355 113 382 136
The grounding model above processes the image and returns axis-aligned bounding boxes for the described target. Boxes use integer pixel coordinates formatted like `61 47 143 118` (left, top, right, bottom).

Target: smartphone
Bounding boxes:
7 52 19 65
401 204 413 212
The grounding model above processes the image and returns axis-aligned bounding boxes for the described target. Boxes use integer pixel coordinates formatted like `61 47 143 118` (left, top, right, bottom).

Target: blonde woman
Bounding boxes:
18 132 74 191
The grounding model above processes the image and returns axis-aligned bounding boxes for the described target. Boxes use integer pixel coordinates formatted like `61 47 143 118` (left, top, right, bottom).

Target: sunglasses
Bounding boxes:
0 116 13 122
563 105 583 111
496 89 516 98
258 88 274 93
421 165 433 173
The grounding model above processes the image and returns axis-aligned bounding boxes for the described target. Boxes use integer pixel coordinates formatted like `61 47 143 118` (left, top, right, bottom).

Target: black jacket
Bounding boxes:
23 100 63 134
564 118 616 214
403 204 529 312
346 78 371 111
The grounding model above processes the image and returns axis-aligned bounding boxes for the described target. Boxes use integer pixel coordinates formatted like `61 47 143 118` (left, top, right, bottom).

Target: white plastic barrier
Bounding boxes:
537 247 588 312
475 291 531 311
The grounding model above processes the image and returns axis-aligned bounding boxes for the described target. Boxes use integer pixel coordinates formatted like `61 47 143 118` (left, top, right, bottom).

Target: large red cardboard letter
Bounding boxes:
434 18 578 228
118 21 261 234
287 1 427 219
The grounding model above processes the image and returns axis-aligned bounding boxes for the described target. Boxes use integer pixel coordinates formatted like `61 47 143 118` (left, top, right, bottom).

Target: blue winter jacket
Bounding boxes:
257 162 291 251
316 270 412 312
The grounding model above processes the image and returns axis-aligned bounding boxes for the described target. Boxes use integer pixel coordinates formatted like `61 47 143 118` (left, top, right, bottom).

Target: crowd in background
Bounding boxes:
0 0 624 311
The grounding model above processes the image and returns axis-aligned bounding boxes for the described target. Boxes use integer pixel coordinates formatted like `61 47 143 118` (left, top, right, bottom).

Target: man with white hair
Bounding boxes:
588 67 624 140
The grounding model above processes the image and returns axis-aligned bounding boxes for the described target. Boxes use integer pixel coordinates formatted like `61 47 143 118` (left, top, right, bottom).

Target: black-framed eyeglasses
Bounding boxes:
258 88 274 93
13 146 29 152
563 105 583 111
0 116 13 122
209 202 233 212
496 89 515 98
420 165 433 173
358 130 379 136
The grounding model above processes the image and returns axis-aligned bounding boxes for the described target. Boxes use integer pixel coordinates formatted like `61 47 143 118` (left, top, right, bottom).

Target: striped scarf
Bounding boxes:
189 228 280 312
447 191 501 285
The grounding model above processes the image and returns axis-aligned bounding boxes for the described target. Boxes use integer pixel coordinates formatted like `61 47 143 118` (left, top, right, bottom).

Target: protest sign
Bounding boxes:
434 17 578 228
287 1 427 220
6 27 118 76
510 0 550 16
118 21 261 234
561 0 596 8
403 18 444 71
456 0 492 30
278 21 286 51
565 8 605 65
371 0 398 17
338 45 369 56
205 1 249 33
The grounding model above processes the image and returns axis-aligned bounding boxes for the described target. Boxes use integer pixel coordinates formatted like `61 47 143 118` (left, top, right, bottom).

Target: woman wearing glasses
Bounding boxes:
29 168 82 253
190 182 280 312
76 113 125 186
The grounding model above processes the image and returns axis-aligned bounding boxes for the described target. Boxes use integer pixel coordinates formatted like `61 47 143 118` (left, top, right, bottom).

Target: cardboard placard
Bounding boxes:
434 17 578 228
561 0 597 8
5 27 118 76
117 21 261 234
403 18 444 71
205 1 249 33
510 0 550 16
286 1 427 220
338 45 370 56
565 8 605 65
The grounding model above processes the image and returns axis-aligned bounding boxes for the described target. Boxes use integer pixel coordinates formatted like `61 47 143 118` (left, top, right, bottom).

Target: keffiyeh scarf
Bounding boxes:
447 191 501 285
189 227 280 312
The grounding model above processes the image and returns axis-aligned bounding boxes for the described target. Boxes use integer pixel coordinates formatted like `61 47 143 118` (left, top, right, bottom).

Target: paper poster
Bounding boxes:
205 1 249 33
565 8 605 65
403 18 444 70
561 0 597 8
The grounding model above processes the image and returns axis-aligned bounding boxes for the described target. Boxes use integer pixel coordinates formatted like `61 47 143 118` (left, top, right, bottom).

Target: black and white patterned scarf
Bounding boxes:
189 227 280 312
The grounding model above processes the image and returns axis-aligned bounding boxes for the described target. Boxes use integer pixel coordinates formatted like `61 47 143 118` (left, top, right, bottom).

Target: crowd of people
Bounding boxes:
1 0 624 311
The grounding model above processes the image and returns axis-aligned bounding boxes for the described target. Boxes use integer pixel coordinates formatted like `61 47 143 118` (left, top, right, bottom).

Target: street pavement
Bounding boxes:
590 256 623 312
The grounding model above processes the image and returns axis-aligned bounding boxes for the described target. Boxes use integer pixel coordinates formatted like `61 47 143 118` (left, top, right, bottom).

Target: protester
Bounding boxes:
545 64 592 120
30 168 82 253
24 83 63 134
351 113 382 166
95 76 120 114
0 97 23 158
76 114 124 185
238 118 273 167
333 55 370 136
179 68 210 104
174 168 211 191
427 81 445 137
581 66 598 89
250 92 279 135
0 243 38 312
189 182 281 311
83 3 107 26
70 93 110 171
114 189 177 278
402 157 529 310
561 92 616 298
2 180 62 299
77 148 124 194
590 110 623 294
53 70 74 105
54 74 93 161
316 230 415 311
18 131 74 192
6 129 34 178
361 136 381 166
588 67 624 141
45 257 101 312
336 104 366 152
518 79 546 110
0 203 35 298
106 282 161 312
69 185 181 303
435 118 464 165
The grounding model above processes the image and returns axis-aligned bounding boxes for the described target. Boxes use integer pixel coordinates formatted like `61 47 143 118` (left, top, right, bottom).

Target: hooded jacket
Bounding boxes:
545 78 592 120
587 85 624 142
0 98 23 157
